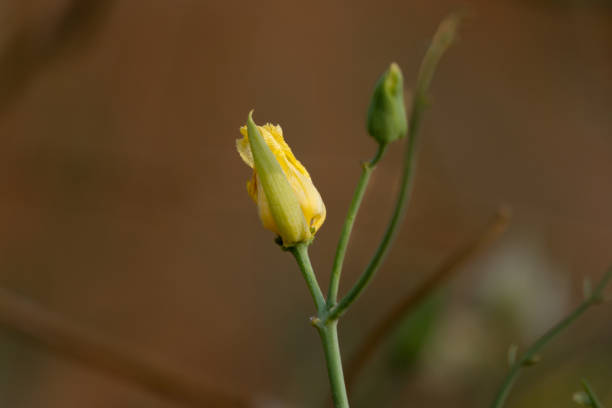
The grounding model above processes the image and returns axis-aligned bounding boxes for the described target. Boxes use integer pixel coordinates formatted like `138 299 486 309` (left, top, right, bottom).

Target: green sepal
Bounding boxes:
246 111 308 247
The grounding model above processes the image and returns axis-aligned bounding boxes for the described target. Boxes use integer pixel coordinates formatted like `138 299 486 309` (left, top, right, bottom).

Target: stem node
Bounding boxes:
310 316 322 328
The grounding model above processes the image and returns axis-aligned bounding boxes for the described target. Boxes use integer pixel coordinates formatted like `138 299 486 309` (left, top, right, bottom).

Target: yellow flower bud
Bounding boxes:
236 112 326 246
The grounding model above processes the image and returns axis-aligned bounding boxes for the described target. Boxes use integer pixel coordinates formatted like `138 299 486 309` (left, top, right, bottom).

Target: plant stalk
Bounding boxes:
327 144 387 306
317 321 350 408
490 267 612 408
581 379 605 408
323 14 461 323
291 243 326 313
291 244 349 407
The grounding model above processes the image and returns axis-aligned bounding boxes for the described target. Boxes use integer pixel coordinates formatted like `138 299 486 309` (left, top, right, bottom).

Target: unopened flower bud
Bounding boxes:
236 111 326 246
366 62 408 145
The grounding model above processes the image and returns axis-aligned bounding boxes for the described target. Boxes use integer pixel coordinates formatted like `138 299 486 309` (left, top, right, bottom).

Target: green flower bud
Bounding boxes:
366 62 408 145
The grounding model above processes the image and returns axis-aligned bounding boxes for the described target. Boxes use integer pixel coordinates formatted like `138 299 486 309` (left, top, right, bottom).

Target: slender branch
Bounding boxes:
291 243 326 312
327 144 387 306
323 14 462 323
580 379 605 408
344 207 511 389
490 266 612 408
0 287 249 407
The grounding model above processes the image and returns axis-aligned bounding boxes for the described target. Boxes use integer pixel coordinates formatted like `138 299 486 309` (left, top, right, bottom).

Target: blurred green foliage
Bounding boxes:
388 292 445 371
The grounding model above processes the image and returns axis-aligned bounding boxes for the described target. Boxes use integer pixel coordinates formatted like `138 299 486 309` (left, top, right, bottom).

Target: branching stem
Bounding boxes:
490 267 612 408
322 14 461 323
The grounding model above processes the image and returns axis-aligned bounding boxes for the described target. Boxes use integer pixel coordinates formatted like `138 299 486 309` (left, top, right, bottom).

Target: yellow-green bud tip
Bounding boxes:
386 62 402 95
366 63 408 145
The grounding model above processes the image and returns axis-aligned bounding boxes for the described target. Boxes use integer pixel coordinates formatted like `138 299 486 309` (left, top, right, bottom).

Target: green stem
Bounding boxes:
581 379 605 408
325 116 420 322
317 321 350 408
323 15 461 323
327 144 387 306
490 267 612 408
291 244 350 407
291 243 326 312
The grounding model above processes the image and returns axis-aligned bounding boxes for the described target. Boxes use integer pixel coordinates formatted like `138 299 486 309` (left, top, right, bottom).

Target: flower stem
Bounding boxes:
323 14 461 323
291 244 350 407
291 243 326 312
324 116 419 322
327 144 387 306
490 267 612 408
581 379 605 408
317 321 350 408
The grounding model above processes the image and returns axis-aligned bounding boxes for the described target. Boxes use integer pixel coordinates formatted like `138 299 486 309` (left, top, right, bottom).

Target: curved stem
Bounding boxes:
581 379 605 408
325 121 419 322
327 144 387 306
490 266 612 408
317 322 350 408
323 14 461 323
291 243 326 312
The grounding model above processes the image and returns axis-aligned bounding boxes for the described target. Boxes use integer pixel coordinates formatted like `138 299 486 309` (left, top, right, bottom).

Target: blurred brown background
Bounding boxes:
0 0 611 407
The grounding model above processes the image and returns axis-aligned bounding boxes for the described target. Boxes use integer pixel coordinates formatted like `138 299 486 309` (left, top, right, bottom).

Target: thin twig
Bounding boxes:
0 287 250 407
490 266 612 408
345 207 512 390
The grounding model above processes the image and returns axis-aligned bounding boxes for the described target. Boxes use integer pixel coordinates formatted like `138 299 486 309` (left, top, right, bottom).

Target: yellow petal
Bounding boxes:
284 160 326 232
246 171 258 203
237 118 326 244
